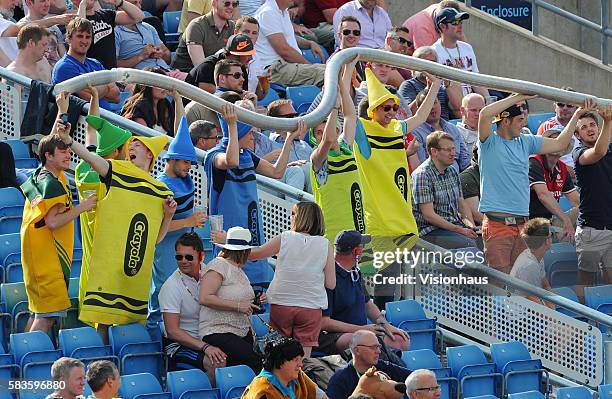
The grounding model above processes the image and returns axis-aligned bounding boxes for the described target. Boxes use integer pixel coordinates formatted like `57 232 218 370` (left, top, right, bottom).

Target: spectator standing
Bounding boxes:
86 360 121 399
402 0 462 49
332 0 391 49
411 88 470 172
249 201 336 357
19 0 67 66
46 358 86 399
405 370 441 399
172 0 236 72
122 67 175 134
73 0 145 69
411 131 477 248
21 120 96 333
7 23 52 82
459 146 482 225
248 0 326 92
199 226 264 372
528 126 579 241
477 94 591 274
327 330 411 399
456 93 485 155
432 8 488 98
52 18 120 111
203 105 306 282
190 120 221 151
177 0 210 34
398 46 461 121
160 233 226 383
316 230 409 355
573 106 612 300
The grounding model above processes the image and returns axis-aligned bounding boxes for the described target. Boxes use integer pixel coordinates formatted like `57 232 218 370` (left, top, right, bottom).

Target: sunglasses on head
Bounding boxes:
175 254 195 261
381 104 400 113
223 71 246 79
341 29 361 36
223 0 239 7
393 36 413 47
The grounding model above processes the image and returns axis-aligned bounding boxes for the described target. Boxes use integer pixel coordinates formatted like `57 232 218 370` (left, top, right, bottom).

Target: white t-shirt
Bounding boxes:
0 18 19 62
267 231 329 309
248 0 300 91
433 39 479 97
510 249 546 289
159 268 202 339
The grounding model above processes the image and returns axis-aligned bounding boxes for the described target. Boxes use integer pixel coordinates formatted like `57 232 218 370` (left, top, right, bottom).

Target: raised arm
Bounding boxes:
54 92 110 178
212 105 239 170
478 93 534 143
311 106 339 171
172 87 185 134
341 58 358 147
404 74 441 131
578 105 612 166
255 120 308 179
84 85 100 147
113 0 145 25
248 234 282 260
541 99 596 155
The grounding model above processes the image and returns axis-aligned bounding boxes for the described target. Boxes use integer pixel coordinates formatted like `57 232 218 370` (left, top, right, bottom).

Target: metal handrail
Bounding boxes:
52 48 612 133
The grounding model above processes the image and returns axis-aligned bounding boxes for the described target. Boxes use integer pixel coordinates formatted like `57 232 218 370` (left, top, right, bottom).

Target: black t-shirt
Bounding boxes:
185 51 248 91
573 143 612 228
528 156 574 219
460 163 480 199
88 9 117 69
129 98 175 136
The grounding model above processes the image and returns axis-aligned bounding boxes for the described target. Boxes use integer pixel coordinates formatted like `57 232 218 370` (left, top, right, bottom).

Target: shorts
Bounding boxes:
482 217 526 274
575 226 612 272
34 309 68 318
270 304 322 347
163 336 205 371
315 331 344 355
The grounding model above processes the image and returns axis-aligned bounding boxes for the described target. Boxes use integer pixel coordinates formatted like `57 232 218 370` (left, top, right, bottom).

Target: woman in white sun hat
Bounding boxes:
199 226 266 372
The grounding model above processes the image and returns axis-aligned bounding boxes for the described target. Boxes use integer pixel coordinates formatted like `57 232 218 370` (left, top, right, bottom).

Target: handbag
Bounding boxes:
252 314 285 357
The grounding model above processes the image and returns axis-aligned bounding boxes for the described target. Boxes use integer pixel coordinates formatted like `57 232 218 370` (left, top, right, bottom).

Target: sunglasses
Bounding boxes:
392 36 413 47
341 29 361 36
381 104 400 113
357 343 382 350
277 112 299 118
203 135 223 140
556 103 575 108
416 386 441 392
223 0 239 7
223 71 245 79
449 20 463 25
175 254 195 261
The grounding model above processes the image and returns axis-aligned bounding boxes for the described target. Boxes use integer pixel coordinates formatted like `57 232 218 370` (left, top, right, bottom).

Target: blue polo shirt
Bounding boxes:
323 263 370 326
327 360 410 399
573 143 612 229
115 23 170 70
52 54 112 110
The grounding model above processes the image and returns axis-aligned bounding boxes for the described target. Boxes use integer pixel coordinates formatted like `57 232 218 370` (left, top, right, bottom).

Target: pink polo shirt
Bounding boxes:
403 4 440 49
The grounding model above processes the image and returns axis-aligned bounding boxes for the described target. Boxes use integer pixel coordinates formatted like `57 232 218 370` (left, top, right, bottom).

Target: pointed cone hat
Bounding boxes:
164 116 198 163
86 115 132 156
129 135 169 171
365 67 399 118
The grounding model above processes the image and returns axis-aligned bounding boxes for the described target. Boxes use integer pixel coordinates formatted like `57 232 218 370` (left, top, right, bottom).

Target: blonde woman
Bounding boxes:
250 201 335 357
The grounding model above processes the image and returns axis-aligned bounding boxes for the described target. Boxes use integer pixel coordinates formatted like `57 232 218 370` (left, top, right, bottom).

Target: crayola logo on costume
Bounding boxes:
350 182 365 233
124 213 148 276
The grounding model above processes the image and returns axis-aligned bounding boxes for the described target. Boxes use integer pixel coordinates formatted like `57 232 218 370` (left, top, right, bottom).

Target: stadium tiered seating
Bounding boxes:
258 88 281 108
0 282 29 335
599 384 612 399
0 188 24 235
10 331 62 379
508 391 546 399
552 287 586 321
489 341 548 396
584 285 612 332
0 343 19 382
543 243 578 288
385 299 438 351
0 233 21 283
446 344 501 399
526 113 555 135
167 368 220 399
58 326 118 367
215 364 256 399
162 11 181 49
286 85 321 115
251 313 270 338
401 349 456 399
5 139 38 169
556 386 592 399
109 323 165 382
120 372 172 399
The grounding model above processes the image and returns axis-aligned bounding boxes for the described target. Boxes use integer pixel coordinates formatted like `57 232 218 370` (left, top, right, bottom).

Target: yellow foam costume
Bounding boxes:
79 135 172 325
20 168 73 313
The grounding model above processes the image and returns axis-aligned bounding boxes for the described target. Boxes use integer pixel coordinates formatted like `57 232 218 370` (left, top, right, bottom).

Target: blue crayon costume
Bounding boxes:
203 117 267 283
148 117 198 328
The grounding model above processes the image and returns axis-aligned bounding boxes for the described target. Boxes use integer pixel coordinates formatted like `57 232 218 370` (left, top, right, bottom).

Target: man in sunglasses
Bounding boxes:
159 232 227 383
432 8 489 99
402 0 462 49
405 370 441 399
383 26 414 88
190 120 222 151
332 0 392 49
327 330 411 399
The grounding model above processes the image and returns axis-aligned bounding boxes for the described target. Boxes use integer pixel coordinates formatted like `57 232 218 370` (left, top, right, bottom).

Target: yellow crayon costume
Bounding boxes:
20 167 73 314
79 134 172 325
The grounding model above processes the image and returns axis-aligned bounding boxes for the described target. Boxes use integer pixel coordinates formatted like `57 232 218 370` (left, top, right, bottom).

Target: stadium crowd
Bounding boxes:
1 0 611 397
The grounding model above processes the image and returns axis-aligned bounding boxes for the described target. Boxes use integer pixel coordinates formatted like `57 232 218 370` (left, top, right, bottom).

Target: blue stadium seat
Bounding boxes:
558 196 573 212
385 299 438 351
251 313 270 338
527 113 555 135
167 369 220 399
508 391 546 399
10 331 62 379
58 327 118 367
19 388 53 399
0 343 19 382
163 11 181 46
490 341 548 395
0 233 21 283
109 323 164 382
552 287 586 321
301 48 328 64
107 91 132 115
584 285 612 332
0 187 24 235
556 386 592 399
0 282 29 334
401 349 456 399
215 365 256 399
258 88 280 108
599 384 612 399
465 395 498 399
446 344 501 398
5 139 38 169
543 243 578 288
119 373 172 399
286 85 321 115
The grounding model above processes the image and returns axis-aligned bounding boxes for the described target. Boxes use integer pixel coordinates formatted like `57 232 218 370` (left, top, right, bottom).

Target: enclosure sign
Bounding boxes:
466 0 532 31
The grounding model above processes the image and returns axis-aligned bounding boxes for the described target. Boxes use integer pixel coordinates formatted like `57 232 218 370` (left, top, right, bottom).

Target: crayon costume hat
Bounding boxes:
85 115 132 156
163 116 198 163
128 135 169 171
365 67 400 118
